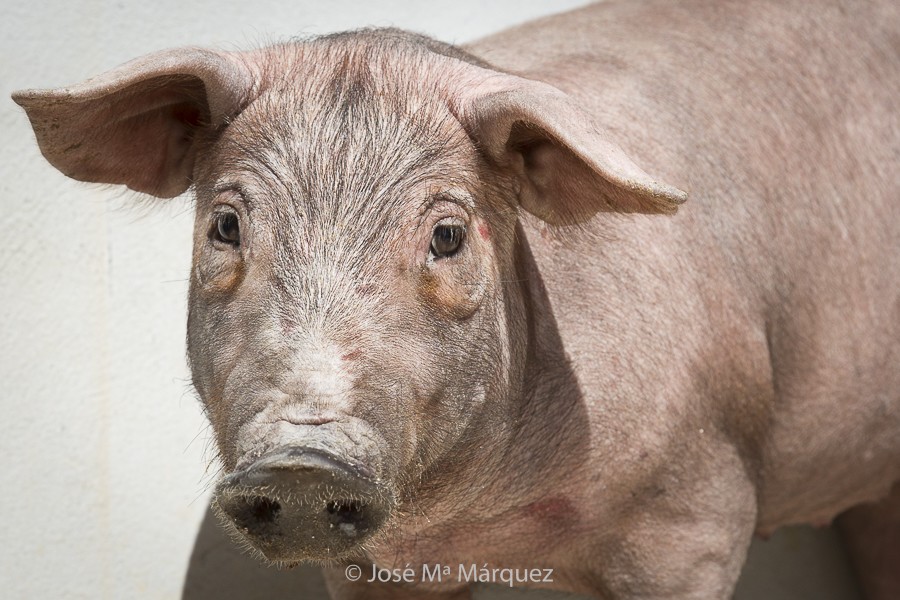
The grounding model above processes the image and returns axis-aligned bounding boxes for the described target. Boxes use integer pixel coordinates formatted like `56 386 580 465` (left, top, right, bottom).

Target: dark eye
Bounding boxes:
430 223 465 258
212 211 240 247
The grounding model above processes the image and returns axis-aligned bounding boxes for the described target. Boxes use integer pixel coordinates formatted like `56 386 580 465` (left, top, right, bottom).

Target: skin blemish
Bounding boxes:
478 223 491 241
523 496 575 526
281 318 299 334
342 349 363 361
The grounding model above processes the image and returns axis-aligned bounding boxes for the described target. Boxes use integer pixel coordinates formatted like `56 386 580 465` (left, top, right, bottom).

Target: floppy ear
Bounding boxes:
459 77 686 223
12 47 254 198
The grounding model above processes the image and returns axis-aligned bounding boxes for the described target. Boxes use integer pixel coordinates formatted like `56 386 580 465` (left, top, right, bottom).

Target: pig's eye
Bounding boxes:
212 211 241 247
430 223 465 258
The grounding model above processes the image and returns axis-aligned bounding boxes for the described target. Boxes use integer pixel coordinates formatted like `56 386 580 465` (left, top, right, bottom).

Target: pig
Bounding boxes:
12 0 900 598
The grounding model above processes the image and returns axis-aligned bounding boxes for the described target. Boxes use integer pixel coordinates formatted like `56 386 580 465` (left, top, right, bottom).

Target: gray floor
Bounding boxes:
182 507 861 599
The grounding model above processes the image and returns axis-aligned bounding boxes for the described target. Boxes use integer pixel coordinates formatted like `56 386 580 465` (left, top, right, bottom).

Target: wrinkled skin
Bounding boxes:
12 0 900 598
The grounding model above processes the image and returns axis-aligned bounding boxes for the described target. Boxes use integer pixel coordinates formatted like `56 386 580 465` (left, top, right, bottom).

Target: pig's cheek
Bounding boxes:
194 249 245 294
186 314 223 416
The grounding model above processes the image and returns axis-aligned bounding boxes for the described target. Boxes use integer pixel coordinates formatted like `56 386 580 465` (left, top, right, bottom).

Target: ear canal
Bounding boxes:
12 47 254 198
461 79 687 223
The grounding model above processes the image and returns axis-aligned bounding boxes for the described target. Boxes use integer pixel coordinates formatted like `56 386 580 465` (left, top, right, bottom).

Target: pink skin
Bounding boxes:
12 0 900 598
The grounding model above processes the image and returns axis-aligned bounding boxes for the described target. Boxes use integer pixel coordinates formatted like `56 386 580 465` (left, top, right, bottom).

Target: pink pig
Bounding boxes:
13 0 900 598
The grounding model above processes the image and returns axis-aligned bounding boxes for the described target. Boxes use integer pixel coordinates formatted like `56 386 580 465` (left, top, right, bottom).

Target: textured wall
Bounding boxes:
0 2 860 599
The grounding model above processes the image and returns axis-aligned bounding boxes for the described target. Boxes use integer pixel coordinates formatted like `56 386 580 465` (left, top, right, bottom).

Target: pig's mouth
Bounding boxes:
212 446 393 563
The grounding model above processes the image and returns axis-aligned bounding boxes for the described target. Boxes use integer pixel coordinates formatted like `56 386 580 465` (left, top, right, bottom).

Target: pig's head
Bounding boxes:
13 30 684 564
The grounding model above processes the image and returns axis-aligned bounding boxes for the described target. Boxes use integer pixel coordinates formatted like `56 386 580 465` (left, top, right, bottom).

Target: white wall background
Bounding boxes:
0 1 862 599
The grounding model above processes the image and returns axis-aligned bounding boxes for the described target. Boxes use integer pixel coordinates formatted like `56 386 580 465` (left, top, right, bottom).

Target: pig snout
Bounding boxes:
213 434 393 562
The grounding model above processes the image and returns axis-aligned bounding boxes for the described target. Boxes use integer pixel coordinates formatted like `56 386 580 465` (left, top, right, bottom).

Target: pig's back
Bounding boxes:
467 0 900 529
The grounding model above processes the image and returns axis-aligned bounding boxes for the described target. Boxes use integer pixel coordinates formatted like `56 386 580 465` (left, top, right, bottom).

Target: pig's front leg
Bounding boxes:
323 564 472 600
837 481 900 600
595 448 760 599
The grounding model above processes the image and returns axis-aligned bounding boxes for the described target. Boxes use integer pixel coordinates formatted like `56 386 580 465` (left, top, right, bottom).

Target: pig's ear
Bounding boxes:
12 48 253 198
460 79 686 223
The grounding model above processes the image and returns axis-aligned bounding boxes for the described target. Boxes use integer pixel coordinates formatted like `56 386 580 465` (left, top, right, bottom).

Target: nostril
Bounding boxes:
249 496 281 524
326 500 368 536
224 495 282 532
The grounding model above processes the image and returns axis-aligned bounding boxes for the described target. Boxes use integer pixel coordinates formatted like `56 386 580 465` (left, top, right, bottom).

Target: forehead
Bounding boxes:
201 41 477 222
